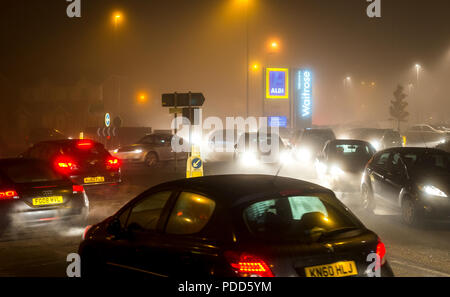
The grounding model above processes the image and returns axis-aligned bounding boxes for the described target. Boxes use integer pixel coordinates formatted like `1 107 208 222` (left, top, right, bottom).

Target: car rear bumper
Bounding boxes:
70 172 122 186
0 198 89 229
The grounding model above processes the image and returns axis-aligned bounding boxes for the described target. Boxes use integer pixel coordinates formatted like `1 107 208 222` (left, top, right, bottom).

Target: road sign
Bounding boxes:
105 113 111 127
186 155 203 178
169 108 183 114
162 93 205 107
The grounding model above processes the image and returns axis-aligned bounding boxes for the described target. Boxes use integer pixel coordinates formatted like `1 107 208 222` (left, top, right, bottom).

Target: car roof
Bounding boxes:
329 139 371 145
151 174 331 207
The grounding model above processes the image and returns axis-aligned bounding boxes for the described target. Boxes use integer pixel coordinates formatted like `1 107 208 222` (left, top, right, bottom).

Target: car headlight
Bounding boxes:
419 185 447 197
241 151 259 166
330 165 344 177
296 148 312 161
370 140 381 151
112 149 119 154
280 151 293 165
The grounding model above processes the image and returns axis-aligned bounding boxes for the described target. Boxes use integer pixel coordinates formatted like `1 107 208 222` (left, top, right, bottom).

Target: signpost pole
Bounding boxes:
174 92 178 172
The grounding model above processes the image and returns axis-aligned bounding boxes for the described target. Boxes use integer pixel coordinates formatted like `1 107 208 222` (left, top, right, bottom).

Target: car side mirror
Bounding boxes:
106 217 122 237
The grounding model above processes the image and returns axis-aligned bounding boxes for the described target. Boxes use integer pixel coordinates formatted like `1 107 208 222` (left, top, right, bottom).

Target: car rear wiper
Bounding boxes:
305 227 361 242
319 227 361 240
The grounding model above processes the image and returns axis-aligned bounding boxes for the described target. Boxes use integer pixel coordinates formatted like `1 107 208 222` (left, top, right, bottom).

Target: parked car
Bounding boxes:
403 124 449 147
111 133 188 167
79 175 393 277
361 147 450 225
345 128 403 151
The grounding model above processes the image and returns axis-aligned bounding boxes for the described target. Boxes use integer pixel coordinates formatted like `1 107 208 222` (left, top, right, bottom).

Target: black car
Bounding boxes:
79 175 393 277
361 147 450 225
21 139 121 188
293 128 336 163
316 140 376 193
0 158 89 236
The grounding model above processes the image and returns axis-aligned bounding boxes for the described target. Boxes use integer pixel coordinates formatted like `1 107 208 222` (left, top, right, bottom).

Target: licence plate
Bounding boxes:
84 176 105 183
32 196 64 206
305 261 358 277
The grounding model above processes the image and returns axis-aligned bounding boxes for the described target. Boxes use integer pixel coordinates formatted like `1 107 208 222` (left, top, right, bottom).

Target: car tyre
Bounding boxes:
361 184 375 214
145 152 159 168
401 196 422 226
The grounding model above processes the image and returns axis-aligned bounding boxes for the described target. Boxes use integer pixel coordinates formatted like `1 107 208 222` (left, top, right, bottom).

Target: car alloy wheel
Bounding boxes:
402 198 420 226
145 152 158 168
361 184 375 213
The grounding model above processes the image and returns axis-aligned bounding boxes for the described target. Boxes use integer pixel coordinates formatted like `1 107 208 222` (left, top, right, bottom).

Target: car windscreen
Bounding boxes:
243 194 362 242
0 160 65 183
329 143 374 159
413 152 450 172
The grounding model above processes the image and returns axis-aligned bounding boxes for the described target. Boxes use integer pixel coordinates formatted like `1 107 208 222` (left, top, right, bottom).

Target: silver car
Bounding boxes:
112 133 187 167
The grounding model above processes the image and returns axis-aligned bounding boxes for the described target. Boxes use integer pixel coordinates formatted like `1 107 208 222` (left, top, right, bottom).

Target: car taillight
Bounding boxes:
376 239 386 267
73 185 85 194
0 190 19 200
224 251 274 277
55 157 78 174
106 157 121 169
82 225 92 240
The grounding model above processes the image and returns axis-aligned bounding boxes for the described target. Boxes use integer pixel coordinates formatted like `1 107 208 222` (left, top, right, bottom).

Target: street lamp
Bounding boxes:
415 64 421 84
113 11 123 29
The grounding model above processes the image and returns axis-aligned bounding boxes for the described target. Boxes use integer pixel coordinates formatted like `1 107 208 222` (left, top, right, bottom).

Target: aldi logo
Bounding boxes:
266 68 289 99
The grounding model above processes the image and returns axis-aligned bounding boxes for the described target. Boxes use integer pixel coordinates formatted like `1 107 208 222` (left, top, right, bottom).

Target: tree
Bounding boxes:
389 85 409 131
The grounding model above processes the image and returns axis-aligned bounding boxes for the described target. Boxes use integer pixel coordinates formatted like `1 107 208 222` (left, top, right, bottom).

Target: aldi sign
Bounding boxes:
266 68 289 99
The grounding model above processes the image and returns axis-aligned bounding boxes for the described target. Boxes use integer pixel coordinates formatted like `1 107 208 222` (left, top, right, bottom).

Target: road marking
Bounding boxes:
106 262 168 277
390 259 450 277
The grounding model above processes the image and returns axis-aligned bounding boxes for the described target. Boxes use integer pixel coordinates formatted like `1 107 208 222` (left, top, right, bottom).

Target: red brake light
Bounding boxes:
106 157 121 169
54 156 78 174
72 185 84 194
376 239 386 266
225 251 274 277
76 140 93 149
0 190 19 200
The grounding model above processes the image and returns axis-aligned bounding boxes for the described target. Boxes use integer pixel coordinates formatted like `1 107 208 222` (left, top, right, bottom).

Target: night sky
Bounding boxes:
1 0 449 127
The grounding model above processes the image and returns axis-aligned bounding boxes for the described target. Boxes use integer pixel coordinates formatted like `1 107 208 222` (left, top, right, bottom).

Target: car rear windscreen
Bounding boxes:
243 194 362 242
64 142 109 159
330 143 374 158
0 161 65 183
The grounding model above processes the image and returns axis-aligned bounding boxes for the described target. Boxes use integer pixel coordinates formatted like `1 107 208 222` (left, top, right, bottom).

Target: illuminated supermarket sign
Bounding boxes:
298 70 312 119
268 116 288 128
266 68 289 99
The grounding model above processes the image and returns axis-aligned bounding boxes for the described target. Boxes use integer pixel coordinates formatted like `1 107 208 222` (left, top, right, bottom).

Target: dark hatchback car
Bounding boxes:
316 140 376 193
20 139 121 188
79 175 393 277
0 158 89 236
361 147 450 225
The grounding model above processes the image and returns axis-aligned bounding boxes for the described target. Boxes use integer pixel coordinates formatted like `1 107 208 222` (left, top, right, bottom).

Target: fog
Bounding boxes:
0 0 449 152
